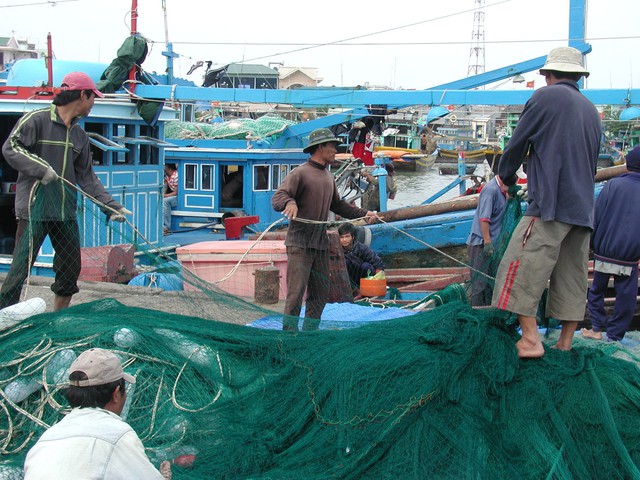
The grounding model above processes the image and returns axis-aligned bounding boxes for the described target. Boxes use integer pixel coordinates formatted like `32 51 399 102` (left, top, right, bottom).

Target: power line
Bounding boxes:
158 35 640 48
0 0 80 7
198 0 514 65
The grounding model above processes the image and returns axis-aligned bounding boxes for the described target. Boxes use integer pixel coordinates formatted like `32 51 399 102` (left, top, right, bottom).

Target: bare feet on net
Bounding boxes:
516 338 545 358
580 328 603 340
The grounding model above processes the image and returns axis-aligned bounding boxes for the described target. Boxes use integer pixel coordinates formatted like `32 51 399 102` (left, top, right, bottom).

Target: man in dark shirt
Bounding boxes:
272 128 377 331
466 176 507 306
582 147 640 342
491 47 601 358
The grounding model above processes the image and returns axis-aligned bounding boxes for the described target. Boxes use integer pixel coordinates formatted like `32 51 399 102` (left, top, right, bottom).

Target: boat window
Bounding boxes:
271 164 279 190
139 126 160 165
185 164 197 190
201 165 214 191
112 124 134 164
221 167 243 208
86 133 128 152
85 123 112 166
86 133 128 166
253 165 269 191
279 165 288 183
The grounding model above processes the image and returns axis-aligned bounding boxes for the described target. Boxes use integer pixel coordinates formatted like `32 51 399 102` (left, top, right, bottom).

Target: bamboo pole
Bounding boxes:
375 164 627 225
378 195 479 223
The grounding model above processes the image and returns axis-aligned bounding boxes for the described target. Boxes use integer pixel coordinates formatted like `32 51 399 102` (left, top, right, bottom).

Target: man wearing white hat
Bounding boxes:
23 348 168 479
491 47 602 357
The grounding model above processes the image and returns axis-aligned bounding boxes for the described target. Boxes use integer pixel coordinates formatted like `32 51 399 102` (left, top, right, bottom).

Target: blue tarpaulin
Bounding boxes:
249 302 417 330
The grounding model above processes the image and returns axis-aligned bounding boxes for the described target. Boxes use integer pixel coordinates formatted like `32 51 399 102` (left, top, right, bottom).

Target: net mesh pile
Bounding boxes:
0 181 639 478
0 301 640 478
164 115 296 141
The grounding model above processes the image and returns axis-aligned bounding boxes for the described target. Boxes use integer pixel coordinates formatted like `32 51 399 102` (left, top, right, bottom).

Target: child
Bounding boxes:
338 223 384 292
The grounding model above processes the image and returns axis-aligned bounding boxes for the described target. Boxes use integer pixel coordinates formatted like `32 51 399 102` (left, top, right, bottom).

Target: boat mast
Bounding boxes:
569 0 587 87
128 0 139 87
161 0 177 85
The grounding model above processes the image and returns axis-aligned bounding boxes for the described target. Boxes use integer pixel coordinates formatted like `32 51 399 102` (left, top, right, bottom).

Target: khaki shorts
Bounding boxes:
491 216 590 320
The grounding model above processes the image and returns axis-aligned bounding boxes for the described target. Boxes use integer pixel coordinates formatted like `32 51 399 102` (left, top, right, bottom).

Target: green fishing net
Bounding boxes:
1 301 640 478
0 179 640 478
165 115 296 141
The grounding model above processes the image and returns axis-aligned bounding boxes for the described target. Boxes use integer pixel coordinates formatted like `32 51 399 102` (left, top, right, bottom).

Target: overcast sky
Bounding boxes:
1 0 638 91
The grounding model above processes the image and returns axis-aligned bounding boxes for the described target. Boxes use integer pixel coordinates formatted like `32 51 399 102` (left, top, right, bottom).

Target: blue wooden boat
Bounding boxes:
0 62 178 275
0 0 636 278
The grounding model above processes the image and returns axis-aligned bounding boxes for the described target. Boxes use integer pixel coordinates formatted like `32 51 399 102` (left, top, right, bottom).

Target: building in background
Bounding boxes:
277 66 323 89
0 35 44 78
218 63 280 89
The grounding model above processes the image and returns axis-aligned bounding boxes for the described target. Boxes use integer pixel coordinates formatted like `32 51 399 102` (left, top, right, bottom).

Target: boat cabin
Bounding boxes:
0 88 177 269
164 145 308 232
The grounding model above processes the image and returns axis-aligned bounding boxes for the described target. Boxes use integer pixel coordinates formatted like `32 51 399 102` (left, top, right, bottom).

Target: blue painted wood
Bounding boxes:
368 211 476 256
164 146 308 230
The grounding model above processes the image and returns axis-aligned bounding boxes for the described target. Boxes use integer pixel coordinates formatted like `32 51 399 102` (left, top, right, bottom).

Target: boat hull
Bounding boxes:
438 164 476 175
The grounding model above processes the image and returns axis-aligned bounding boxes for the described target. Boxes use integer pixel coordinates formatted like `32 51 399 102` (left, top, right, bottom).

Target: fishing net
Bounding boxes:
1 177 640 478
164 114 296 141
1 300 640 479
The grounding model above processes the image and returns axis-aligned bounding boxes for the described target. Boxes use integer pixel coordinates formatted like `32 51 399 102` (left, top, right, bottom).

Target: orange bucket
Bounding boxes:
359 277 387 297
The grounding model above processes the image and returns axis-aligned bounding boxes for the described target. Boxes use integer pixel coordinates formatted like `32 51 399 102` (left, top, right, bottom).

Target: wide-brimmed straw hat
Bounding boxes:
303 128 342 153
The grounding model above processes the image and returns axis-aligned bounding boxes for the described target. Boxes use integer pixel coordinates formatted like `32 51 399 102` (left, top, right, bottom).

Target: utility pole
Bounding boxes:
467 0 486 77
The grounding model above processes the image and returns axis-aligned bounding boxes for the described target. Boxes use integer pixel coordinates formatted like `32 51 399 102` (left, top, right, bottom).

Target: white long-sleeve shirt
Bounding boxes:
23 407 163 480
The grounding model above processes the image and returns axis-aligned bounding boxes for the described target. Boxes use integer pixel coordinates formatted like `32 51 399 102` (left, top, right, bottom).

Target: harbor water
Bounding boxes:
388 161 489 209
371 161 491 269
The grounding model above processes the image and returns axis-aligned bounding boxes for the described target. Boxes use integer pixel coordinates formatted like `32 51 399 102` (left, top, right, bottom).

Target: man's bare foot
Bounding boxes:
580 328 603 340
516 338 545 358
551 343 572 351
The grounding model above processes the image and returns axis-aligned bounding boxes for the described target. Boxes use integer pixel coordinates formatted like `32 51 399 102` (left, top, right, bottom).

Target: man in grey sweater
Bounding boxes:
272 128 377 331
1 72 131 311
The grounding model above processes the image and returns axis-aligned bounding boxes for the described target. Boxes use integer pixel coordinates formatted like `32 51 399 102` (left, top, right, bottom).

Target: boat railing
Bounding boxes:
423 155 490 205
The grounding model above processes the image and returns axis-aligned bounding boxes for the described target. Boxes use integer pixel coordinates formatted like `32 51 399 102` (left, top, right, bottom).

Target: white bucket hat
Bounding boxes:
540 47 589 77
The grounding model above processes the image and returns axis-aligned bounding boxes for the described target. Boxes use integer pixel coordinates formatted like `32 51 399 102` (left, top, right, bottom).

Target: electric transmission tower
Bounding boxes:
467 0 486 77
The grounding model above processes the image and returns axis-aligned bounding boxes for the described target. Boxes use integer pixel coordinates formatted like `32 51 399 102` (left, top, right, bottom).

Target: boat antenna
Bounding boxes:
161 0 177 84
162 0 169 47
46 32 53 88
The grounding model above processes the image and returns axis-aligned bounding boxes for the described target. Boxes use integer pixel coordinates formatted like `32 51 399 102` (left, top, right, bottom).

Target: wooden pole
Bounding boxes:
376 195 479 223
594 164 627 182
46 33 53 88
371 164 627 225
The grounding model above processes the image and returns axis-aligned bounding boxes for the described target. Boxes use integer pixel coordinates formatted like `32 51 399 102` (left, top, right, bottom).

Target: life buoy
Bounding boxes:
449 114 458 124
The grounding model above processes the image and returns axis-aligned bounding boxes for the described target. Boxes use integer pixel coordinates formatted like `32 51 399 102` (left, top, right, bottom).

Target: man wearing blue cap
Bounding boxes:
272 128 377 331
582 146 640 342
